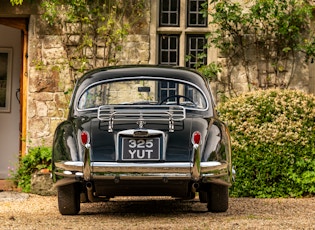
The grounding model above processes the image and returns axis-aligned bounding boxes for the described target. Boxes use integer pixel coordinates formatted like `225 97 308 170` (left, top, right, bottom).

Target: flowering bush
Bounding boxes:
218 89 315 197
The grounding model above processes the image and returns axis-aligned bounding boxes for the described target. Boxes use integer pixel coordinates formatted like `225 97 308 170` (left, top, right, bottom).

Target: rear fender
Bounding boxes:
52 121 79 162
202 120 230 162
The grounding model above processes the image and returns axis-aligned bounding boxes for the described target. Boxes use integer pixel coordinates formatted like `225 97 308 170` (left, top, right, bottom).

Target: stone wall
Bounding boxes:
26 5 151 148
215 54 312 97
28 15 73 147
1 1 315 149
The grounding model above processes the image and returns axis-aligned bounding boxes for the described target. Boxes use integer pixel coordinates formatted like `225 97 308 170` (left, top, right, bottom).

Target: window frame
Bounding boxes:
186 34 207 68
159 0 180 27
159 34 180 65
187 0 208 27
151 0 215 99
150 0 215 67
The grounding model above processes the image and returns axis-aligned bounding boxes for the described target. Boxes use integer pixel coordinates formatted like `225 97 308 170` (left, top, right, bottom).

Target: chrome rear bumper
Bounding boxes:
54 143 231 187
54 161 230 185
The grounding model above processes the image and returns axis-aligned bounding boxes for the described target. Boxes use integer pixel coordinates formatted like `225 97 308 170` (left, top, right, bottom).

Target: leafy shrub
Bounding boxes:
12 147 52 192
218 89 315 198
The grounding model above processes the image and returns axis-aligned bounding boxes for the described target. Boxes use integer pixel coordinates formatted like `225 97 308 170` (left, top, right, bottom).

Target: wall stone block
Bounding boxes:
46 101 58 117
42 35 63 49
42 47 67 60
28 118 50 139
35 101 48 117
28 100 36 118
32 92 54 101
29 70 60 92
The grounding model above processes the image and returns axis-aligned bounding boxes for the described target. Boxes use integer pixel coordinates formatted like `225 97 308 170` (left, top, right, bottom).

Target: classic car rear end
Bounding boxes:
52 65 232 215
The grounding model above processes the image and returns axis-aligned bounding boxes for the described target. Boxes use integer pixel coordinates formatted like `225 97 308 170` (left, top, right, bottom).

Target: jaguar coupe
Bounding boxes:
52 65 233 215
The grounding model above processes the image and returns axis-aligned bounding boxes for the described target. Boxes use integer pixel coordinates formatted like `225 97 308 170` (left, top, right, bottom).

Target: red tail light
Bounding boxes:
80 131 90 145
192 131 201 145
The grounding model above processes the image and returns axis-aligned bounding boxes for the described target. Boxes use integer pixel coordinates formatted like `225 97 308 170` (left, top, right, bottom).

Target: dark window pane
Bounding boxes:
198 39 204 49
161 51 168 63
191 39 196 49
170 37 177 49
161 90 167 98
169 90 176 98
159 35 179 65
171 0 177 11
162 0 169 11
186 35 207 68
198 16 205 25
170 13 177 24
191 1 197 11
170 51 177 62
190 14 197 25
160 0 179 26
187 0 207 27
161 36 168 48
190 54 196 62
169 81 176 88
161 13 169 24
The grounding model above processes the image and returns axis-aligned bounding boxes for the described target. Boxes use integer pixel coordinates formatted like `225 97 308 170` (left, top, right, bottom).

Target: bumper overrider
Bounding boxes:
54 142 232 188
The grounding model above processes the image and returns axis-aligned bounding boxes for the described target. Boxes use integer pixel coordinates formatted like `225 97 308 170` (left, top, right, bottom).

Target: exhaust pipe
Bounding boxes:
192 182 199 193
86 182 94 202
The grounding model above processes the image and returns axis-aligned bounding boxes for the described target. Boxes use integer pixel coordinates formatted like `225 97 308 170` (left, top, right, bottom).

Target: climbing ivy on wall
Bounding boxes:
42 0 146 75
205 0 315 96
11 0 146 82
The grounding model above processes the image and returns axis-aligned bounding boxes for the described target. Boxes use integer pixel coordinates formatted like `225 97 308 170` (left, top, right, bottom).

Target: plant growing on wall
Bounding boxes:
206 0 315 96
40 0 146 81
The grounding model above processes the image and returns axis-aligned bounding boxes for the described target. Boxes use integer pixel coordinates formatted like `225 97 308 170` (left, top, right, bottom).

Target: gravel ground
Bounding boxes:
0 192 315 230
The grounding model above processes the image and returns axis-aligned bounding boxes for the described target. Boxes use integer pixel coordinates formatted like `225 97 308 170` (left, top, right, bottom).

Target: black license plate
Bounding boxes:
122 138 160 161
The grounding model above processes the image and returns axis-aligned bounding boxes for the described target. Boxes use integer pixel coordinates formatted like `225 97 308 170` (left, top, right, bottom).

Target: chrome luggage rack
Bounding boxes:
97 105 186 132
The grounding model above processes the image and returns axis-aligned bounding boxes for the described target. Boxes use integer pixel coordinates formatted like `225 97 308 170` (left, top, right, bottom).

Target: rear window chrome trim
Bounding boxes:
75 76 210 113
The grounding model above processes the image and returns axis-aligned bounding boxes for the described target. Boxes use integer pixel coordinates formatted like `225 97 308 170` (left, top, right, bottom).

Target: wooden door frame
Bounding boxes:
0 18 28 156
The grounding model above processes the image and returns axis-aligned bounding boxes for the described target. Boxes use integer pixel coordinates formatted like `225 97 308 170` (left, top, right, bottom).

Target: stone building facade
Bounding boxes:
0 0 315 178
26 15 151 148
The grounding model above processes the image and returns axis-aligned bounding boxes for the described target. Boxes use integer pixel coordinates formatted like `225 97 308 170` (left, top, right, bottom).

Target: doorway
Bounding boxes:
0 18 28 179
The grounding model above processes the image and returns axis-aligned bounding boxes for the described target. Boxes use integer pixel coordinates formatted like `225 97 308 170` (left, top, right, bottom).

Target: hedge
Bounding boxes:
218 89 315 197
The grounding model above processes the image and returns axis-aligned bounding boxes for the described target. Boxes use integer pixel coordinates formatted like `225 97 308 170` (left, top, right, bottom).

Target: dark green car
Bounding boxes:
52 65 233 215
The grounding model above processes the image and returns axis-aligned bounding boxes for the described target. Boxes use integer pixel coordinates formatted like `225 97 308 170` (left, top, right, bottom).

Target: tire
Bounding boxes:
207 184 229 212
57 183 80 215
199 191 208 203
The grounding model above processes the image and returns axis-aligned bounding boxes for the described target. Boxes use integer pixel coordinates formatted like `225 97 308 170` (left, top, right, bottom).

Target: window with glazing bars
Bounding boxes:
159 80 178 102
186 35 207 68
157 0 208 100
160 0 180 26
159 35 179 65
187 0 207 27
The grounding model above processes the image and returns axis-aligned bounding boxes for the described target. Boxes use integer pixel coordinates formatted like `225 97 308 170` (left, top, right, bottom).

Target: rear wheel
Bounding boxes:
199 191 208 203
207 184 229 212
57 183 80 215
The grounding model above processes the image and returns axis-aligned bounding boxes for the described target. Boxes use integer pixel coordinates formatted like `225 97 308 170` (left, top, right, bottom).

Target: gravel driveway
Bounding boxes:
0 192 314 229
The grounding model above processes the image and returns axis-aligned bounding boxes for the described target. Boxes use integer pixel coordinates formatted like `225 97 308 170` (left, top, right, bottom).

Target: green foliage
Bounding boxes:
218 89 315 197
10 0 23 5
207 0 315 92
41 0 146 76
11 147 52 193
198 62 222 81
